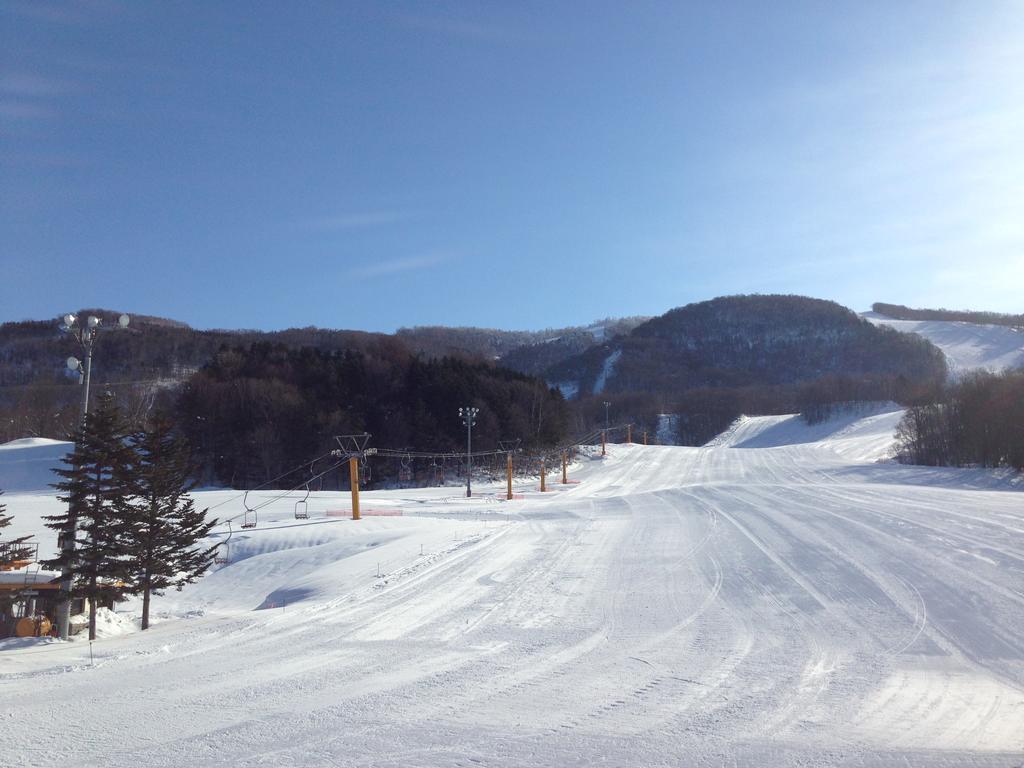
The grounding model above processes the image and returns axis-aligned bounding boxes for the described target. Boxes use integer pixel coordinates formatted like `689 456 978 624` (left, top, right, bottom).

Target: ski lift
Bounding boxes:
294 483 310 520
241 490 258 529
214 521 233 564
399 452 413 483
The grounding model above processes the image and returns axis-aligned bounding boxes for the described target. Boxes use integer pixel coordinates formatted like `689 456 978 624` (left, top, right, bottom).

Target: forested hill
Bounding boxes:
548 295 948 398
397 317 648 368
178 343 569 488
0 310 409 388
0 312 646 389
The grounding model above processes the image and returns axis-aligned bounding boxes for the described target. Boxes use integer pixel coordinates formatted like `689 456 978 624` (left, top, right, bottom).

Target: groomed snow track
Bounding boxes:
2 423 1023 766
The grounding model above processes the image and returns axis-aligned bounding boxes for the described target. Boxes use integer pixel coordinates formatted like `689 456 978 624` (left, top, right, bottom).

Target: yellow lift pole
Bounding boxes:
561 451 568 484
540 457 547 492
627 424 632 444
349 456 361 520
601 430 606 456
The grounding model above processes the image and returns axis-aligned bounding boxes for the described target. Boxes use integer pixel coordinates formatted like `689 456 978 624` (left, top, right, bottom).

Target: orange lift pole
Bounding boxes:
349 456 361 520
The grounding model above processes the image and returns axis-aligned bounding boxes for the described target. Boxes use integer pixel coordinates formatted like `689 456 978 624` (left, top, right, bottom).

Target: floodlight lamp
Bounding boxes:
87 316 100 328
67 357 80 371
63 314 76 327
118 314 130 328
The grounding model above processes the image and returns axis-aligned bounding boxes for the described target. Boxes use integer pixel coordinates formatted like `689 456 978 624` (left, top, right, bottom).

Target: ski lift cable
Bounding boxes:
204 448 340 512
220 457 349 524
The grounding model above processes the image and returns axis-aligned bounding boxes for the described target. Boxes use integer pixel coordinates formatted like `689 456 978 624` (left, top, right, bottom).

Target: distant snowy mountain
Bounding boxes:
863 312 1024 373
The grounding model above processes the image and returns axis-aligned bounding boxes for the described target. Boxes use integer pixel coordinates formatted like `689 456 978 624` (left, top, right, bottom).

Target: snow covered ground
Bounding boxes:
864 312 1024 373
2 415 1023 767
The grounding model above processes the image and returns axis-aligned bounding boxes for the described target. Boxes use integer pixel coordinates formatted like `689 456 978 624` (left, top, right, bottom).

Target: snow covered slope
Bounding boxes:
2 420 1023 767
0 437 71 493
865 312 1024 373
708 402 905 462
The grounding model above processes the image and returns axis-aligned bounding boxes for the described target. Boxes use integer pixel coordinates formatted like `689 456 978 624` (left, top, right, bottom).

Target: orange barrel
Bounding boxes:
15 616 52 637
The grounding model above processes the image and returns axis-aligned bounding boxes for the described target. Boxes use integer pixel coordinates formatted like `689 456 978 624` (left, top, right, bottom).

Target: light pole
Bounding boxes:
603 400 611 430
55 311 130 640
458 406 479 498
63 312 130 427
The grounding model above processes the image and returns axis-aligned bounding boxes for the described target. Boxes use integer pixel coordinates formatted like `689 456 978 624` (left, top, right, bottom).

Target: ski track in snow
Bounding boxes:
2 417 1024 767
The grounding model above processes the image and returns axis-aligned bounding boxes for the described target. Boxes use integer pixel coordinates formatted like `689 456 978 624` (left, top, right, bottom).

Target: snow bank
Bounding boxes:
0 437 72 493
707 402 904 462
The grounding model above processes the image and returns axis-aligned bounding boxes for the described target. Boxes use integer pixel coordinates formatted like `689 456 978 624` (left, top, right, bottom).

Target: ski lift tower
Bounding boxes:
332 433 374 520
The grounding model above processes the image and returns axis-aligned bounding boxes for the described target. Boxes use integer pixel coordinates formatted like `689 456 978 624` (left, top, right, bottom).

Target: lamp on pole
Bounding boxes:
458 406 479 498
55 311 130 640
603 400 611 430
63 312 130 427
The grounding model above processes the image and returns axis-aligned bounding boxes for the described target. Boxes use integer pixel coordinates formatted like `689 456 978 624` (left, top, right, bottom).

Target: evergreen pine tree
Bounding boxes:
125 416 217 630
42 393 135 641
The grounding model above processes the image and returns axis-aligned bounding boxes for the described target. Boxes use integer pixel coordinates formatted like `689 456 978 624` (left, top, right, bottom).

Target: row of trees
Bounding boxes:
42 394 216 639
894 370 1024 470
873 302 1024 328
176 343 571 488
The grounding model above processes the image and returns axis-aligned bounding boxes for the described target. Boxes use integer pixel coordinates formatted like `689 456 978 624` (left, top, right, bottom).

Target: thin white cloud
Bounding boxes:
0 101 55 119
7 0 125 26
390 11 513 43
354 253 454 278
0 72 70 96
302 211 413 231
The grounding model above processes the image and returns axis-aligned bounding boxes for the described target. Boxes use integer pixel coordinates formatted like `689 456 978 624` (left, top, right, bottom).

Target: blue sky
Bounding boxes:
2 1 1022 332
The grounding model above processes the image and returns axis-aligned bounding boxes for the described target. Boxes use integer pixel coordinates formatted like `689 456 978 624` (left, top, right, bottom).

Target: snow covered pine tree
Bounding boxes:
43 393 136 641
124 416 217 630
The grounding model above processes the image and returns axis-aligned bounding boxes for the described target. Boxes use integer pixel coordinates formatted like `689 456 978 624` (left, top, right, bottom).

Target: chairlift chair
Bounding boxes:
399 452 413 484
294 483 310 520
241 490 258 529
214 521 233 564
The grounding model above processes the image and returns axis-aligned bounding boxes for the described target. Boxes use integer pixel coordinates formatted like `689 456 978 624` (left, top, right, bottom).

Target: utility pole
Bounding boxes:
540 457 546 492
55 312 130 641
561 451 568 484
459 407 479 498
603 400 611 431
